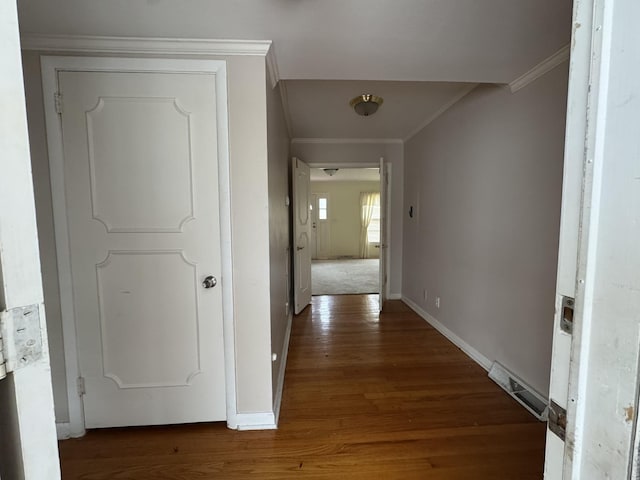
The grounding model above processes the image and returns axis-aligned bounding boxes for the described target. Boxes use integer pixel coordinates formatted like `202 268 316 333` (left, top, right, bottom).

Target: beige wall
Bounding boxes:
291 141 403 297
266 76 291 405
310 181 380 259
402 63 569 396
23 52 274 422
226 56 273 414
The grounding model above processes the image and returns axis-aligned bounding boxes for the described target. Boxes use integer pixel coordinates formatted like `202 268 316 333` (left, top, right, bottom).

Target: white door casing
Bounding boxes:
543 0 601 474
292 157 312 314
378 158 388 311
41 56 236 433
0 3 60 476
544 0 640 477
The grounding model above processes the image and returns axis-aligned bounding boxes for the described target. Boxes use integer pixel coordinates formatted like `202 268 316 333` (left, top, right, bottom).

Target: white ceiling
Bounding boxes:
285 80 475 139
310 168 380 183
17 0 573 140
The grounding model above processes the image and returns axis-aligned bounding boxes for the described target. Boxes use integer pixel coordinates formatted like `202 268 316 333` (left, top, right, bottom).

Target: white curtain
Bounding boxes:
359 192 377 258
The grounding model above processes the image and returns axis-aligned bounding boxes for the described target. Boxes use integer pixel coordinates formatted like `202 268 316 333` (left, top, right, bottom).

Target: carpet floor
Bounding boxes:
312 258 379 295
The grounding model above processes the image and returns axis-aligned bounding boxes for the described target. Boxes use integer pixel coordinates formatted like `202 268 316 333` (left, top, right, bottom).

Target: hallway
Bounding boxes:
58 295 545 479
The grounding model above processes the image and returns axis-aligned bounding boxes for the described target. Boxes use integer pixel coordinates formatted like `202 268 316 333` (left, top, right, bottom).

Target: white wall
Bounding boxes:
266 77 291 408
310 181 380 259
22 52 274 424
402 63 569 397
291 141 403 297
225 56 273 416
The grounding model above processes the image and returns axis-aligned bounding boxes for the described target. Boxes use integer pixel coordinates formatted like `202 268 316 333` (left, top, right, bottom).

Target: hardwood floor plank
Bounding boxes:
59 295 545 479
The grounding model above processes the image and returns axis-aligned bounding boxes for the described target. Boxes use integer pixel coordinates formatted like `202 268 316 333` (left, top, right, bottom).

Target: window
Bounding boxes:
366 194 381 243
318 197 328 220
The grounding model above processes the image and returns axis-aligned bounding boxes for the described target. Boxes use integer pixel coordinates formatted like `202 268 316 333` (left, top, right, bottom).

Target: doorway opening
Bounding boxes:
309 166 382 296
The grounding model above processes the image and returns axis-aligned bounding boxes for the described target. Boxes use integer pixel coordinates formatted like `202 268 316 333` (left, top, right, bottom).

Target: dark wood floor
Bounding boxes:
59 295 546 479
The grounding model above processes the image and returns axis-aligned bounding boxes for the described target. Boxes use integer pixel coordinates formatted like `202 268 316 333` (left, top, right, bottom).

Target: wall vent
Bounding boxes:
488 362 548 421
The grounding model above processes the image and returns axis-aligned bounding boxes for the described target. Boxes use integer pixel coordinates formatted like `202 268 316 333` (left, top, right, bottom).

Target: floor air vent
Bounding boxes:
488 362 548 421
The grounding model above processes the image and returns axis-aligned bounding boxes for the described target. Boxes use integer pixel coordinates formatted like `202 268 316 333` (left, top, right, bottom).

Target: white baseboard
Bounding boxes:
56 422 71 440
56 422 85 440
272 310 293 426
387 293 402 300
230 412 277 431
401 296 492 371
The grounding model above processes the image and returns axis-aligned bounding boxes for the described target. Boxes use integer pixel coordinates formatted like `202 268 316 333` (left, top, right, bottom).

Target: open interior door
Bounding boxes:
378 157 388 312
292 157 312 314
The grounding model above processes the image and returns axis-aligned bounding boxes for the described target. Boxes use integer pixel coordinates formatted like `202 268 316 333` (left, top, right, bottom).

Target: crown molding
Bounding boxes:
265 44 280 89
403 84 478 143
20 34 272 57
291 138 403 145
509 44 570 93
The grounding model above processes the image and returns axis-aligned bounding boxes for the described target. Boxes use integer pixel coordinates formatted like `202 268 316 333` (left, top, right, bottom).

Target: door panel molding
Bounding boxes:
95 250 202 390
41 55 236 436
85 95 196 233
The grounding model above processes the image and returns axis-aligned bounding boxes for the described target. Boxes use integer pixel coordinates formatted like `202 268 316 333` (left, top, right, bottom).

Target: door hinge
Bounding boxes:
548 399 567 441
0 304 43 376
54 92 63 114
0 335 6 380
561 296 574 334
77 377 86 396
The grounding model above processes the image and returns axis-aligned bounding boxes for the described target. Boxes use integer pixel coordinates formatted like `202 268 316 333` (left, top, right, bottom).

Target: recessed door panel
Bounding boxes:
96 251 200 388
86 97 194 232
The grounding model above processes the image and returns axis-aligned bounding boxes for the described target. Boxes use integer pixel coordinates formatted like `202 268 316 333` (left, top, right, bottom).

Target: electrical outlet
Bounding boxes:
435 296 441 309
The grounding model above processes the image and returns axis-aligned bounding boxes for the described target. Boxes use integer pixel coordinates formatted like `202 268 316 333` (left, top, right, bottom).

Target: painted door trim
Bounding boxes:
307 161 391 299
41 55 237 436
382 161 392 302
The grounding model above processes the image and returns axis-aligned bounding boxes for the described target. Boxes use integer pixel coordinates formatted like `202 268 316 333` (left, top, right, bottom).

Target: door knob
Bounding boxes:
202 275 217 289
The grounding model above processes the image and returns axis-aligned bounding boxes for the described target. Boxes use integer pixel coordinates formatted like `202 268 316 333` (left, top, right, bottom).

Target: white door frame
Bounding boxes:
544 0 640 477
0 2 60 477
378 157 391 309
41 55 237 436
382 161 392 302
308 162 391 300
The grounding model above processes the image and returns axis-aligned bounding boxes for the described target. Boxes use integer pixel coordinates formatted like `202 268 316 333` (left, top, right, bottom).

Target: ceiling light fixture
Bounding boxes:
349 94 384 116
323 168 339 176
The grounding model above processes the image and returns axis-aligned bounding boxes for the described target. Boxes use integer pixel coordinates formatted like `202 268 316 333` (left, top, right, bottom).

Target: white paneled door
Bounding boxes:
292 157 312 314
58 70 226 428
